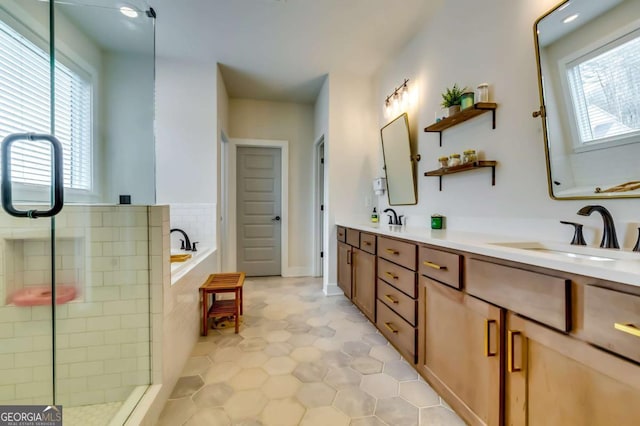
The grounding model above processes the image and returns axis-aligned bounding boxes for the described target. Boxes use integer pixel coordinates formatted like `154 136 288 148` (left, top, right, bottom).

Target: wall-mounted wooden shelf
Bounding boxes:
424 160 497 191
424 102 498 146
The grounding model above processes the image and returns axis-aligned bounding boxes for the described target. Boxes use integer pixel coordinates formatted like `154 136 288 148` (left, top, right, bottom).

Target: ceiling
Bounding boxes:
148 0 443 103
537 0 624 47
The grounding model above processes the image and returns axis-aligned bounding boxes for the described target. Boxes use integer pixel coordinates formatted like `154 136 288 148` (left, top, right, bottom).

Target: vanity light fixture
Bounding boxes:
563 13 579 24
119 6 139 18
384 79 411 119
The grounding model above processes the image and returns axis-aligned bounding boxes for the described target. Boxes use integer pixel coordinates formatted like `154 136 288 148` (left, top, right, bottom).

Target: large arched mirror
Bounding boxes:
381 113 418 205
534 0 640 199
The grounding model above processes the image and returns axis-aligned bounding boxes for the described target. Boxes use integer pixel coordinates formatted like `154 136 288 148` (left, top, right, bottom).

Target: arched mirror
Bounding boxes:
534 0 640 199
381 113 418 205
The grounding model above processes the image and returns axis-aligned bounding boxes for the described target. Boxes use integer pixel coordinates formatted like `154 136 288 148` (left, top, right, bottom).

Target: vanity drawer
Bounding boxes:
360 233 377 255
377 300 416 363
377 258 417 298
346 228 360 248
377 279 416 326
337 226 346 243
467 258 570 332
419 246 462 289
378 237 417 271
583 285 640 364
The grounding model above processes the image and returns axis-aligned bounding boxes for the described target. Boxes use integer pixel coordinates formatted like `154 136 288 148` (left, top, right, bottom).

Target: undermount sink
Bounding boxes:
489 241 640 262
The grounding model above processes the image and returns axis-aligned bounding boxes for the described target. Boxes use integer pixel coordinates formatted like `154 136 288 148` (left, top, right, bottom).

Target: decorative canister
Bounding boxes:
431 214 444 229
438 156 449 168
461 91 474 110
477 83 489 102
449 153 461 167
463 149 477 164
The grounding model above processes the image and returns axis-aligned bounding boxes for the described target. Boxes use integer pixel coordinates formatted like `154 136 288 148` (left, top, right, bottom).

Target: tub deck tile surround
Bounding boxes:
158 277 464 426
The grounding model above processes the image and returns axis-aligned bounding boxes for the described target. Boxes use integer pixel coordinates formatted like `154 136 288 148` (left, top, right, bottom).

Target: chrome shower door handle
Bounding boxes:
1 133 64 218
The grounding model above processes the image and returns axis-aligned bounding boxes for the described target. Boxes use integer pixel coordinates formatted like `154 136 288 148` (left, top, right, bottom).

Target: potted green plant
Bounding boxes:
441 84 467 116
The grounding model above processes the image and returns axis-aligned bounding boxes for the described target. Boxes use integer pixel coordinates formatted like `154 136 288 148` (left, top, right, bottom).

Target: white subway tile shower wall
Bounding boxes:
169 203 216 250
0 205 151 407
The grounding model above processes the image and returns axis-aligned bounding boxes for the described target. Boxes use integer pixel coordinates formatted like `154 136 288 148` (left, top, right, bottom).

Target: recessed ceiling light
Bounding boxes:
563 14 579 24
119 6 139 18
558 2 571 11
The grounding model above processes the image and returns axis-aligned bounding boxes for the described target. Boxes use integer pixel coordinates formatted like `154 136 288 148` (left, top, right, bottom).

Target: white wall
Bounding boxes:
155 58 218 204
373 0 640 249
216 65 229 269
228 99 315 274
103 52 155 205
320 73 379 294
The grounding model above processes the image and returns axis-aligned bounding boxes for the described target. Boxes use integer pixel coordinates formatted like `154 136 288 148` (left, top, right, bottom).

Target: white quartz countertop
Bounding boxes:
338 223 640 288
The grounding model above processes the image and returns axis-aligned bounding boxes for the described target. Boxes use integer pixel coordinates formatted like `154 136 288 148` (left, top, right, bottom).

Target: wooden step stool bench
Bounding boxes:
200 272 245 335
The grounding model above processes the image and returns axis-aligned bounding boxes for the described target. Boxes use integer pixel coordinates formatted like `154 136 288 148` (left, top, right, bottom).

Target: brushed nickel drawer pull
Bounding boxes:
384 294 399 304
484 319 497 357
614 322 640 338
423 260 446 270
384 322 399 333
385 271 398 280
507 330 522 373
385 248 399 255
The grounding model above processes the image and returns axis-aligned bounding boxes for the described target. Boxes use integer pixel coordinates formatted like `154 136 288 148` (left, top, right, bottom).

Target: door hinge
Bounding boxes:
321 158 324 164
320 251 324 258
320 204 324 211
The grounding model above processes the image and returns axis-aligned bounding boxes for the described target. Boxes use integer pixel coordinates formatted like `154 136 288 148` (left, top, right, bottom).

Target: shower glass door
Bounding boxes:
0 0 155 422
0 0 56 405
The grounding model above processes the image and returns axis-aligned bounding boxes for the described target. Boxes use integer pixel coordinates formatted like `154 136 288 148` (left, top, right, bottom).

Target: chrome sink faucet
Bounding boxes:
170 228 193 251
576 205 619 249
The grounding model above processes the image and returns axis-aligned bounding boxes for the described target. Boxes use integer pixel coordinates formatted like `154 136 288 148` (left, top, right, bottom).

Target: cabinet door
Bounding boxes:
418 277 502 426
353 248 376 322
506 312 640 426
337 242 352 299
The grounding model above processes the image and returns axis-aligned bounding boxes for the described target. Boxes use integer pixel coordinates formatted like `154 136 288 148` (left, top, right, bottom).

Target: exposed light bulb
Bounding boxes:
401 84 410 108
120 6 139 18
384 99 392 118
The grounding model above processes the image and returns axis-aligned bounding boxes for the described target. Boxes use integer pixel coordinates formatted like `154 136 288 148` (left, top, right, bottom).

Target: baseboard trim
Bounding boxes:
324 283 343 296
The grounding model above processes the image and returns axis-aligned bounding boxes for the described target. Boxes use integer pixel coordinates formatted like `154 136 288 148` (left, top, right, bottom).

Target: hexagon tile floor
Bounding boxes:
157 276 466 426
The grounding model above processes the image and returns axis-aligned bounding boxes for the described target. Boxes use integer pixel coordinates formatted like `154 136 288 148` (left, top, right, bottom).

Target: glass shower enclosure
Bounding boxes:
0 0 156 424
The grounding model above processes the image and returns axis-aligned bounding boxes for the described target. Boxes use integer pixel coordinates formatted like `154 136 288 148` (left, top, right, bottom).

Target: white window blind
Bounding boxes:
0 18 92 190
567 30 640 145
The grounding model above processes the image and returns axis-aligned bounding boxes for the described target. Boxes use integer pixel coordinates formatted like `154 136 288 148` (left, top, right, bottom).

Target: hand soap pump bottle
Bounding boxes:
371 207 379 223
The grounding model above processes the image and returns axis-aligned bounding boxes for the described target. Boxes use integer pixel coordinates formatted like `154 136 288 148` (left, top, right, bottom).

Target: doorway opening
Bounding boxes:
223 138 289 276
314 136 325 277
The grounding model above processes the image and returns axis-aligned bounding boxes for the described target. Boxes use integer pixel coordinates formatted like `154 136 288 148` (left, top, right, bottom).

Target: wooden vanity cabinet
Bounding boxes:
337 241 352 298
418 276 502 426
337 228 377 321
339 227 640 426
505 311 640 426
376 235 418 363
352 247 376 322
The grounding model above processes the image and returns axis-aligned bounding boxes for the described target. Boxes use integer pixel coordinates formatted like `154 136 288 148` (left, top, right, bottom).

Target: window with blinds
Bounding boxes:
0 18 92 191
566 29 640 146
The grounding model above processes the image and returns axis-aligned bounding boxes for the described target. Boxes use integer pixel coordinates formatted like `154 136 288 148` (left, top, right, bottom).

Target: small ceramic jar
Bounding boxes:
449 153 461 167
477 83 489 102
438 156 449 168
463 149 477 164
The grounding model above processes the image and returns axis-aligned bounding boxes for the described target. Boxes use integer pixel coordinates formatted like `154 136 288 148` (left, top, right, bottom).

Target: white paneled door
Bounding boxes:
236 146 282 276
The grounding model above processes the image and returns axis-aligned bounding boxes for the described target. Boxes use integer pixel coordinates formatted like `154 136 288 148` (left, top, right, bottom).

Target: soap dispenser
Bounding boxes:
371 208 379 223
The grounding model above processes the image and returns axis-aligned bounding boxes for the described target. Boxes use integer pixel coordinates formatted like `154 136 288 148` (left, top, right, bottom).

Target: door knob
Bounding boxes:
272 216 281 221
